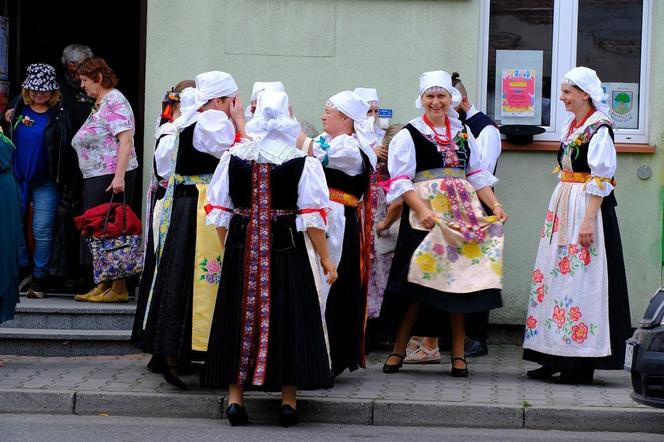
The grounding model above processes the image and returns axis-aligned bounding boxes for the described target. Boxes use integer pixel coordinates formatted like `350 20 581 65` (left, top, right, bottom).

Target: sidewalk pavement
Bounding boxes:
1 345 663 433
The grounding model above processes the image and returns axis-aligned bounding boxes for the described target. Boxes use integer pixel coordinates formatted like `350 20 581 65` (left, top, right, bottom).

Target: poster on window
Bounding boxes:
501 69 536 117
0 17 7 80
601 82 639 130
494 50 543 125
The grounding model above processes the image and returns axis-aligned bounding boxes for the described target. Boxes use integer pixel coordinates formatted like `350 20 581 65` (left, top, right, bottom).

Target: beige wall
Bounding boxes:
144 0 662 325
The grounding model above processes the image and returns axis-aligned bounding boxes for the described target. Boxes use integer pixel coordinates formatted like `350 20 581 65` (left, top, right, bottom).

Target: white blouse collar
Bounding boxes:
561 110 614 143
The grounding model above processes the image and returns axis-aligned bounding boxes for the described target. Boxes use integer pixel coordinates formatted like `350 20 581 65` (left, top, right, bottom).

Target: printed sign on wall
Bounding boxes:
602 82 639 130
501 69 536 117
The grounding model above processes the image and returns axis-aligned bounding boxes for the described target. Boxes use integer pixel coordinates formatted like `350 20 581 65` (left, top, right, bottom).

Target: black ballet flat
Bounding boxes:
382 352 406 374
278 404 298 427
162 360 188 390
451 357 469 378
146 355 163 374
557 369 594 385
526 365 560 380
226 403 249 426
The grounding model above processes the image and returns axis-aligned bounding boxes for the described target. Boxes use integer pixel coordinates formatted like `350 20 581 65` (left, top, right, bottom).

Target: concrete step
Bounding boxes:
1 297 136 330
0 328 139 356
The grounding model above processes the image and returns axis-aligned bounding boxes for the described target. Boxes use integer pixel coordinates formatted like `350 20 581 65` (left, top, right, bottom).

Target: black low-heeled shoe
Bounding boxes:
557 368 594 385
146 355 163 374
278 404 298 427
226 403 249 426
382 352 406 374
526 365 560 380
161 359 188 390
451 357 469 377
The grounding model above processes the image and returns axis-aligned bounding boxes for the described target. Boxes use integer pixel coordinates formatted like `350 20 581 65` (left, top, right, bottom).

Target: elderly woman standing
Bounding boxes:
71 57 138 303
523 67 631 384
300 91 377 376
379 71 508 377
202 91 336 426
5 64 74 299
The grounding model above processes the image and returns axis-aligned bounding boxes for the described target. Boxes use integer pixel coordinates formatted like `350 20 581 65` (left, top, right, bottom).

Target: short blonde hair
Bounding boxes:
22 88 62 108
382 123 404 147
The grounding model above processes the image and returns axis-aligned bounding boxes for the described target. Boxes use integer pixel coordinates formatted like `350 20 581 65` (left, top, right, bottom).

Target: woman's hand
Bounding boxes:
4 108 14 123
578 219 595 247
375 218 391 236
373 144 389 161
492 205 509 224
106 174 125 194
229 96 245 123
416 207 438 229
320 256 338 285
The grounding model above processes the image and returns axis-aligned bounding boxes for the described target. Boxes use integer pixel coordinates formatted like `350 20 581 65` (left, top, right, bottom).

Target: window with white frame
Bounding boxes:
479 0 651 143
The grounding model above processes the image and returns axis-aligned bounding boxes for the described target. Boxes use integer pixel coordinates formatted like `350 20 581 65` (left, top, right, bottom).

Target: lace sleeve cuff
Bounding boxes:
466 169 499 190
584 176 615 197
296 211 328 232
205 207 233 228
386 179 414 204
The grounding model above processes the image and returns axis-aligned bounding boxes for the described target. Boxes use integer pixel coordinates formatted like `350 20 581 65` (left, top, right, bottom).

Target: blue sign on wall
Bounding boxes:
378 108 393 118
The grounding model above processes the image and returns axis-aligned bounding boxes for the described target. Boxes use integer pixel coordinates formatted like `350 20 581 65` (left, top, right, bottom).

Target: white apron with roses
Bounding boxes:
523 115 614 358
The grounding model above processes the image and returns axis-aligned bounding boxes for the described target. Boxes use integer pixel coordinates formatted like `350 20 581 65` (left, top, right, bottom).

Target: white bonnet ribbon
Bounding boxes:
563 67 611 117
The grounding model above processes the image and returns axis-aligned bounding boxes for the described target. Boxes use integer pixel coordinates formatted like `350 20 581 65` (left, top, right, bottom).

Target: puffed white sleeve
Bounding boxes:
193 110 236 158
385 128 416 204
476 125 502 174
296 157 330 232
585 126 616 197
313 136 365 176
205 151 234 228
154 129 177 180
465 130 499 190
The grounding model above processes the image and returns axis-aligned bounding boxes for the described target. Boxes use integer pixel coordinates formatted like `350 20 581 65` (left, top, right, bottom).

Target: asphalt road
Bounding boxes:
0 414 661 442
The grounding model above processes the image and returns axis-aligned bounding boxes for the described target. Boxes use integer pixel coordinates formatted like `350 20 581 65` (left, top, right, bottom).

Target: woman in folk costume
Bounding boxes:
201 91 337 427
131 83 195 362
523 67 631 384
300 90 377 376
132 71 245 389
245 81 285 122
379 71 508 377
353 87 391 320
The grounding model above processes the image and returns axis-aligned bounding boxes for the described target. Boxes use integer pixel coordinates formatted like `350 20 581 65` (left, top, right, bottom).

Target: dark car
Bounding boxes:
627 287 664 408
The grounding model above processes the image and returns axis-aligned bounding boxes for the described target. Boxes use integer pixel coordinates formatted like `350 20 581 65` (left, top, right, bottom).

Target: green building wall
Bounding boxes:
144 0 663 325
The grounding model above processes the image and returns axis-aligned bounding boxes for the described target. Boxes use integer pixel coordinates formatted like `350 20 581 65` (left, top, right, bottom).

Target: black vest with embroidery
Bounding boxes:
404 123 470 172
557 121 617 207
174 122 220 176
323 151 370 199
228 155 305 211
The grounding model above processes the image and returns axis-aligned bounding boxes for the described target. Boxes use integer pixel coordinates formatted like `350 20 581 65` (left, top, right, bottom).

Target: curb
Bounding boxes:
1 389 663 433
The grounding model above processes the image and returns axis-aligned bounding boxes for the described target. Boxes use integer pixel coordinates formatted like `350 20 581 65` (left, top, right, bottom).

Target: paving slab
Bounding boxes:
0 345 662 432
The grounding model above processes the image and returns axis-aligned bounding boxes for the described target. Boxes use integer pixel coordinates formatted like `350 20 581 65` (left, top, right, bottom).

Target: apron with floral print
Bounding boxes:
523 127 611 358
407 168 504 294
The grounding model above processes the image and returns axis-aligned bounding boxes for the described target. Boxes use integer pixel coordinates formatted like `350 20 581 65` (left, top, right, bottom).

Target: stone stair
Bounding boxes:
0 296 140 356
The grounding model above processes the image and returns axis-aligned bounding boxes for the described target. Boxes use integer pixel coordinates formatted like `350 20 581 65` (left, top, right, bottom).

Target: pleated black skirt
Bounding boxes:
523 201 632 370
131 185 165 351
380 204 502 337
326 206 365 376
132 184 197 358
201 214 333 391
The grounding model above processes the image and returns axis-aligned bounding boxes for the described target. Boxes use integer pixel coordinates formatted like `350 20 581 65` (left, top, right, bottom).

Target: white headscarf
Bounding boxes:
328 90 377 167
353 87 379 105
245 81 286 119
415 70 463 134
174 86 199 129
562 67 610 117
234 91 304 165
192 71 238 110
245 91 300 143
415 70 461 110
250 81 285 102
